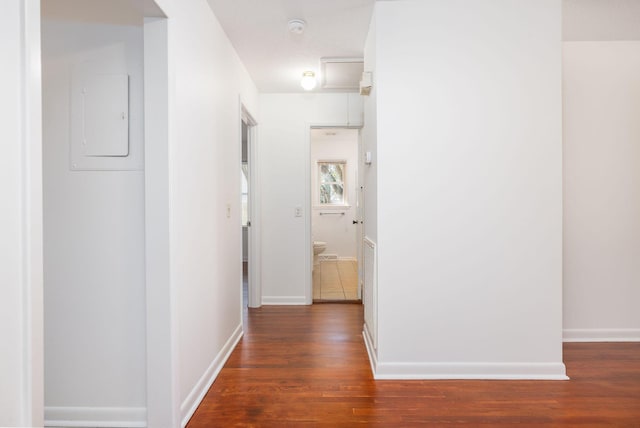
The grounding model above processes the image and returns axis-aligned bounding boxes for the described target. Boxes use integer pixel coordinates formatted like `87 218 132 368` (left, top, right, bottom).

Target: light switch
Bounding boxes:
226 203 231 218
294 206 303 217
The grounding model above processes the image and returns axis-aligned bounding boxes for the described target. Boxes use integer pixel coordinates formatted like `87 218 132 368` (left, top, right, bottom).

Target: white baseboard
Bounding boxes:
563 328 640 342
363 345 568 380
45 406 146 428
262 295 307 305
362 327 378 376
363 328 567 380
180 324 243 427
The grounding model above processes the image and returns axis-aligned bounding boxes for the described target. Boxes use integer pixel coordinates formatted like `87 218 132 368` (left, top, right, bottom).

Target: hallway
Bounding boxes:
186 304 640 427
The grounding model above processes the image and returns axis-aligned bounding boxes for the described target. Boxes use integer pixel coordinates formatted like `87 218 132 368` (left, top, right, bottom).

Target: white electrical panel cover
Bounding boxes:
70 67 141 171
83 74 129 157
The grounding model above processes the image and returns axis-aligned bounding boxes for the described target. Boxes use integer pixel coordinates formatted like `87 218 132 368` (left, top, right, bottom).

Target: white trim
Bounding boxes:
241 102 261 309
304 124 313 304
362 236 377 350
180 324 243 427
362 328 378 376
21 0 44 425
365 327 566 380
44 407 146 428
369 360 568 380
262 296 308 305
563 329 640 342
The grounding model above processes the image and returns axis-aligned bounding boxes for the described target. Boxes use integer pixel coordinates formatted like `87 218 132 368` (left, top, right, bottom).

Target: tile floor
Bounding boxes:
313 260 359 301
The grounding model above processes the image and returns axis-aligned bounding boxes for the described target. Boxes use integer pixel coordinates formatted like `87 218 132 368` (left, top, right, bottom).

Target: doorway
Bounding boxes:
310 127 362 302
241 107 260 308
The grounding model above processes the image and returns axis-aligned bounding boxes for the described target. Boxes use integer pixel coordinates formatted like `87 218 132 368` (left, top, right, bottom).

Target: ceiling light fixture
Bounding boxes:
288 19 306 34
301 71 317 91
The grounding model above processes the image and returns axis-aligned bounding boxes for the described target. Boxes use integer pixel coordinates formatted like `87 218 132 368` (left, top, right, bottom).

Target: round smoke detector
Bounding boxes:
288 19 306 34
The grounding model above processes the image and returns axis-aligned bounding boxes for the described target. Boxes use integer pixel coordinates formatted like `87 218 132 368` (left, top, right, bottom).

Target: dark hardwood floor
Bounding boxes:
187 304 640 427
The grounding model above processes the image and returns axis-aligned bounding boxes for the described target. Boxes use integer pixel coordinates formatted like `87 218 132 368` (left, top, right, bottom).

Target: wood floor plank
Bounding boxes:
187 304 640 427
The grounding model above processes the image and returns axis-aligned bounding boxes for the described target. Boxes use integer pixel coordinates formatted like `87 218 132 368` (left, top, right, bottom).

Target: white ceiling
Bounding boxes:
206 0 374 93
208 0 640 93
42 0 640 92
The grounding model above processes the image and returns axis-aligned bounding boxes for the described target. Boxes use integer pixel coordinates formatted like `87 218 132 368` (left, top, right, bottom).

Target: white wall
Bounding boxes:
311 129 359 259
563 41 640 341
259 93 362 304
364 0 566 379
361 7 379 358
150 0 259 425
0 1 43 426
41 17 147 423
362 12 378 245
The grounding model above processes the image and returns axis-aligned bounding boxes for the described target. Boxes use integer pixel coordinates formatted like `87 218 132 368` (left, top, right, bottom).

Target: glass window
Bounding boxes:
318 161 346 205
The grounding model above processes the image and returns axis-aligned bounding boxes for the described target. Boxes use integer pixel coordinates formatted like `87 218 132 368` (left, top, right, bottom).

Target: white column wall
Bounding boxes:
368 0 565 379
563 41 640 341
151 0 259 425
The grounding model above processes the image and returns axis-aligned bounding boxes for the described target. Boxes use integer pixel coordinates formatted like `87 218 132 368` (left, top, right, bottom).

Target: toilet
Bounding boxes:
313 241 326 270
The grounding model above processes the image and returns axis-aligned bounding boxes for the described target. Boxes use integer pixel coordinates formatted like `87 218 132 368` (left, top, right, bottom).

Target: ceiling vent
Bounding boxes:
320 58 364 90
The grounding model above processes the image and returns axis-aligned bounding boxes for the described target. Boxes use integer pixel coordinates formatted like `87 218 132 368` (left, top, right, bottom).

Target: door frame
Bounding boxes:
241 103 261 308
356 129 364 300
305 123 363 304
8 0 44 425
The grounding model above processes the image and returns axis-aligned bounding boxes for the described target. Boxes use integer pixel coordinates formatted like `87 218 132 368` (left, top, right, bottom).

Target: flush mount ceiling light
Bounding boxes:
301 71 317 90
288 19 306 34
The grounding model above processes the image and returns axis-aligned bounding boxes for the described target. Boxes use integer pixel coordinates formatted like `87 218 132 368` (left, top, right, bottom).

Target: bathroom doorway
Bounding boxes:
310 127 362 302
